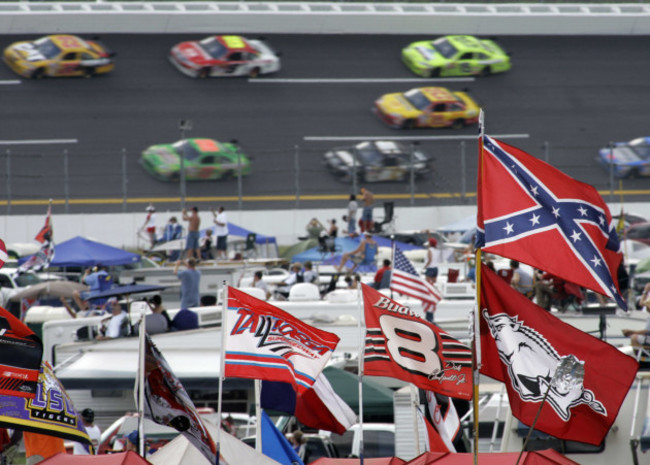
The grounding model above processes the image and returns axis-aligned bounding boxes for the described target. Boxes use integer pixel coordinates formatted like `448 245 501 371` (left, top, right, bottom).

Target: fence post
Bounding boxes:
609 142 615 203
294 145 300 209
122 148 128 212
409 143 416 206
543 141 550 164
63 149 69 214
460 141 467 202
5 150 11 214
237 151 243 212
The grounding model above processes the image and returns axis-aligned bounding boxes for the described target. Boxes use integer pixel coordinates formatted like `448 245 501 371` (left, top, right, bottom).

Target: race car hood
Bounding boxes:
403 41 444 64
172 42 212 66
141 145 181 169
6 42 45 62
605 146 643 165
326 149 355 168
376 93 419 117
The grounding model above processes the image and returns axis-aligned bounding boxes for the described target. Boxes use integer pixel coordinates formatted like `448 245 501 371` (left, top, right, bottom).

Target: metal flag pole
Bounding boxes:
137 311 146 457
357 281 365 465
472 109 486 465
216 283 227 464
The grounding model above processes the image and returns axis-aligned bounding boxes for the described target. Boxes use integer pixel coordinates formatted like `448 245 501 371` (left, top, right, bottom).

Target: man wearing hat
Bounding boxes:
73 408 101 454
424 235 444 282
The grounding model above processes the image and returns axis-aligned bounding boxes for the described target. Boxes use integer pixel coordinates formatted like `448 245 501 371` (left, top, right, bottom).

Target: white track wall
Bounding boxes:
0 2 649 35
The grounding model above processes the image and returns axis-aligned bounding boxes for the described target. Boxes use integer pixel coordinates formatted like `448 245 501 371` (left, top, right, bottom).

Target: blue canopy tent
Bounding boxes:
291 236 422 271
201 222 278 258
44 236 141 267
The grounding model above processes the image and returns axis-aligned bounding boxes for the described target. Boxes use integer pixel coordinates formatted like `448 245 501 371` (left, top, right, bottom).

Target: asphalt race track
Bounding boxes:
1 33 649 214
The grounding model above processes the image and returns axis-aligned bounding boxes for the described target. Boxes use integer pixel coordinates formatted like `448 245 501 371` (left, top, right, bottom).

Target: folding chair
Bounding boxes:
372 202 396 234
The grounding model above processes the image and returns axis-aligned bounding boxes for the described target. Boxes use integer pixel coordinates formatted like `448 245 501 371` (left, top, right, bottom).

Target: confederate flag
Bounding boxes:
479 263 638 445
476 135 626 309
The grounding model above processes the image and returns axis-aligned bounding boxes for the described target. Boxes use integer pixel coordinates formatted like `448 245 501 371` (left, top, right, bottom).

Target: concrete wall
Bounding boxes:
0 2 649 35
1 202 646 249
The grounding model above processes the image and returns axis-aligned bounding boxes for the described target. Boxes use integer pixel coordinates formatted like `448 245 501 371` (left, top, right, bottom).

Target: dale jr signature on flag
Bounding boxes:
476 135 626 309
225 287 340 394
479 263 638 445
362 284 472 400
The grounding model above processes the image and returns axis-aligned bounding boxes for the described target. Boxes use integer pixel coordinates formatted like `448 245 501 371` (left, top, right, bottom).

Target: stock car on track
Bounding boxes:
169 35 280 78
401 35 511 78
597 137 650 178
373 86 480 129
323 140 431 182
3 34 114 79
140 138 251 182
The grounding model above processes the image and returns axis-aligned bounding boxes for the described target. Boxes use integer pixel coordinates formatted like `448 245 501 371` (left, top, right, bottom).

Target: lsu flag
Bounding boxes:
141 333 218 465
362 285 472 400
225 287 340 394
0 306 43 398
476 135 626 308
0 362 91 447
480 264 638 445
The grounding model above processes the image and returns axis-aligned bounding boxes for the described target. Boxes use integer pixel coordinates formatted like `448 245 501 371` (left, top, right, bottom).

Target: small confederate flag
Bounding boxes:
362 284 472 400
390 246 442 309
476 135 626 308
480 263 638 445
225 287 340 394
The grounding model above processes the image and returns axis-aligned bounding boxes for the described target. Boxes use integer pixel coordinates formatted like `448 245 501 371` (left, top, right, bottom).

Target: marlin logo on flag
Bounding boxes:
225 287 340 394
476 135 626 308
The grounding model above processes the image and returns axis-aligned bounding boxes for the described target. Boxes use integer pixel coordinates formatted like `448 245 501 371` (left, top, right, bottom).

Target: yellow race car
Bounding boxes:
373 86 480 129
3 34 115 79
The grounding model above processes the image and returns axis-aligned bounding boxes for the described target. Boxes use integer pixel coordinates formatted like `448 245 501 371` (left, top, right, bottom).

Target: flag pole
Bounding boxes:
410 384 421 455
137 310 146 457
216 283 227 464
357 281 364 465
471 110 486 465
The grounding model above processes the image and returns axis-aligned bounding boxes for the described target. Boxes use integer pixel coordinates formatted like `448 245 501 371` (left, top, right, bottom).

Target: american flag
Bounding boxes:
390 246 442 305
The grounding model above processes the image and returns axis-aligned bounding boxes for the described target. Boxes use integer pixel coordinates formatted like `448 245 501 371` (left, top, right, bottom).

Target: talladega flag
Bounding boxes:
362 284 472 400
476 135 626 309
0 362 91 447
480 263 638 445
225 287 340 394
0 306 43 398
140 333 218 465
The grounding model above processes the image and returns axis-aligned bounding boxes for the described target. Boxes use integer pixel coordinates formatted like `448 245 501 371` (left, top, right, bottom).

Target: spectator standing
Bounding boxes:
212 206 229 260
424 236 444 283
174 258 201 309
360 187 375 233
253 271 271 300
346 194 359 236
141 204 157 250
305 218 325 240
162 216 183 261
96 298 129 340
72 265 113 312
182 206 201 260
73 408 101 455
200 229 215 260
623 288 650 347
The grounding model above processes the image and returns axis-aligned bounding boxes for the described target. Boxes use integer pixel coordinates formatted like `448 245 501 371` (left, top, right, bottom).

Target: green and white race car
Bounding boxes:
140 138 250 182
401 35 511 78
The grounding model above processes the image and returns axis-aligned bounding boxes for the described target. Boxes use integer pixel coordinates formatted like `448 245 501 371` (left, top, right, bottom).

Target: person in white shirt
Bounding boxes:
141 204 157 250
274 263 302 300
302 261 319 284
73 408 101 455
424 237 444 283
97 298 129 340
212 206 229 260
347 194 358 236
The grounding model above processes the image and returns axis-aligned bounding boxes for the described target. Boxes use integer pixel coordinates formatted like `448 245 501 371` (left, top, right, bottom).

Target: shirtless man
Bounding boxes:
360 188 375 233
182 206 201 260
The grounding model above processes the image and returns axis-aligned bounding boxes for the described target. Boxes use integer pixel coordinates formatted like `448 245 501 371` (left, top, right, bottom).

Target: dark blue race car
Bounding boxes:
598 137 650 178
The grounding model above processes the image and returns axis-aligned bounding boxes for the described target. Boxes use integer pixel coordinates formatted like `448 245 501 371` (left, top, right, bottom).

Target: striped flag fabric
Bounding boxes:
390 246 442 305
0 239 7 270
225 287 340 394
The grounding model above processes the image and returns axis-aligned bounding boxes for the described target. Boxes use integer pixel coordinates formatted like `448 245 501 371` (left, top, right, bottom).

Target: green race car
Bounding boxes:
401 35 511 78
140 138 251 182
